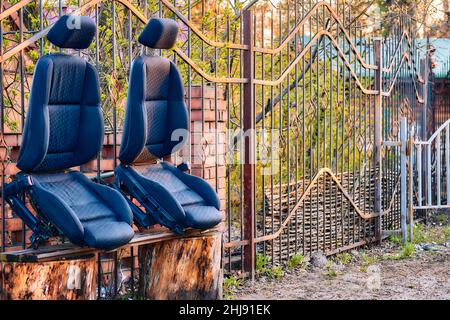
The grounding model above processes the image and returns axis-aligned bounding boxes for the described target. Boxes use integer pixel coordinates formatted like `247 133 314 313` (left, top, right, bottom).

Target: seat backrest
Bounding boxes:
119 18 188 164
17 15 102 173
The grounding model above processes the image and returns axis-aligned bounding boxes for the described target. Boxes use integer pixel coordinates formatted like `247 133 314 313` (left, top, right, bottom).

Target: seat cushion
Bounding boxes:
184 205 223 229
133 164 205 207
130 163 222 230
31 171 134 249
83 219 135 250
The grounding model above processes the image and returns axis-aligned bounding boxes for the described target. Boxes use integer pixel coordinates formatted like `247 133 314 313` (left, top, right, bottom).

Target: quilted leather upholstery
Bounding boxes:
17 54 103 172
15 16 134 249
119 55 188 162
126 163 222 229
118 18 221 231
31 172 133 249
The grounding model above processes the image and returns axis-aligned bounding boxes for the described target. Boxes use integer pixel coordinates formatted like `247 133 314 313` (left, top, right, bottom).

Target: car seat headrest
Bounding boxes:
138 18 179 49
47 15 96 49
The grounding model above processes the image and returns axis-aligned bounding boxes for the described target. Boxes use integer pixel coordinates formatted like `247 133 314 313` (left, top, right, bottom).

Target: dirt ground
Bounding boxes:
231 228 450 300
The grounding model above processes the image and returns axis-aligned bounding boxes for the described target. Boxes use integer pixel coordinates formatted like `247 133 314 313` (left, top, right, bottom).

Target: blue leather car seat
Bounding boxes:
8 15 134 249
115 18 222 234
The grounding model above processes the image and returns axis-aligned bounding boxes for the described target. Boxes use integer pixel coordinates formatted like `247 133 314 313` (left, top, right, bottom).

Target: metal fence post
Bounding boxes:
400 117 408 244
373 38 383 242
420 56 429 215
421 57 429 141
243 9 255 280
408 132 414 242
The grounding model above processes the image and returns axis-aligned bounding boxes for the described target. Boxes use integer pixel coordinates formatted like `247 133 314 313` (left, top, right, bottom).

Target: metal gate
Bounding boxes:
0 0 435 282
403 117 450 243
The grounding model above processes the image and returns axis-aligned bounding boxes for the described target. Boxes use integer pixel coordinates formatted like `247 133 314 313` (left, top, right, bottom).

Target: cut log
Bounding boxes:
0 255 96 300
138 232 223 300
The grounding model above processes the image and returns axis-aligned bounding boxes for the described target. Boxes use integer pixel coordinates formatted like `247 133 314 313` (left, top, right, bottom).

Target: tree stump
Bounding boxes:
0 255 96 300
138 232 223 300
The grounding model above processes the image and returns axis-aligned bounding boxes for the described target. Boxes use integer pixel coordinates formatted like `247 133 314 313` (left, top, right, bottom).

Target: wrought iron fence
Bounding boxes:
0 0 443 292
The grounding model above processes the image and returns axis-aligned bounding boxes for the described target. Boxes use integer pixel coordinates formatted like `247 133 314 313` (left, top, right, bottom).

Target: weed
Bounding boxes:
255 254 284 280
411 223 450 244
359 252 378 273
361 252 378 265
444 225 450 241
435 214 448 224
223 276 242 299
287 254 304 270
388 234 403 246
335 252 352 265
326 269 338 277
399 242 415 259
324 260 338 278
412 223 431 244
265 266 284 279
256 253 269 272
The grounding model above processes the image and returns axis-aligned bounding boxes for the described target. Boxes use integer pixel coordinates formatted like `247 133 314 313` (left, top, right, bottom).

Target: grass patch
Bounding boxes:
326 269 338 277
388 223 450 247
412 223 450 244
324 260 338 278
361 252 378 265
398 242 415 259
335 252 352 265
359 252 378 272
413 223 432 244
383 242 416 261
255 253 284 279
388 234 403 246
435 214 448 224
265 266 284 279
444 225 450 240
256 253 269 272
287 254 304 270
223 276 242 299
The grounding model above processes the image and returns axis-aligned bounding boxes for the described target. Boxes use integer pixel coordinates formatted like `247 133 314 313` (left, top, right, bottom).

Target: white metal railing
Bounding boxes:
411 118 450 210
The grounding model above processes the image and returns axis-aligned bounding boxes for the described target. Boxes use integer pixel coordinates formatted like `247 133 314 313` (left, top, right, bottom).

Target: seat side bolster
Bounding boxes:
164 61 189 156
126 167 186 222
119 58 147 164
80 177 133 225
75 62 104 165
17 57 53 172
31 182 84 245
161 162 221 210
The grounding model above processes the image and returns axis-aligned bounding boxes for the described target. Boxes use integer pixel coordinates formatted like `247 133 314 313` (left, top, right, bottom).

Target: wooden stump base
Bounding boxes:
0 255 97 300
138 232 223 300
0 229 223 300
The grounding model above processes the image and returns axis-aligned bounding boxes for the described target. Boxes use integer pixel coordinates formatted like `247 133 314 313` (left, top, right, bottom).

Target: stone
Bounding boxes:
310 251 327 268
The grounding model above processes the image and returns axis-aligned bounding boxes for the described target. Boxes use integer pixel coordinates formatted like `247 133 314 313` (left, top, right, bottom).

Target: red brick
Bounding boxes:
0 217 23 232
3 134 17 147
5 163 20 176
188 86 222 100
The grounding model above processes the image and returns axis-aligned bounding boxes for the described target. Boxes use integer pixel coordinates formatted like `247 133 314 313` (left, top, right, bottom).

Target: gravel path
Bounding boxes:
231 244 450 300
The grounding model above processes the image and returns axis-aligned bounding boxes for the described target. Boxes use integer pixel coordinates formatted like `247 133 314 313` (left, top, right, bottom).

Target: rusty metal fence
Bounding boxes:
0 0 438 288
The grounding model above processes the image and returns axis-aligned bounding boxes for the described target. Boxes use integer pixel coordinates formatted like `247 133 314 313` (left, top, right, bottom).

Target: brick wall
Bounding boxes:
0 86 227 250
